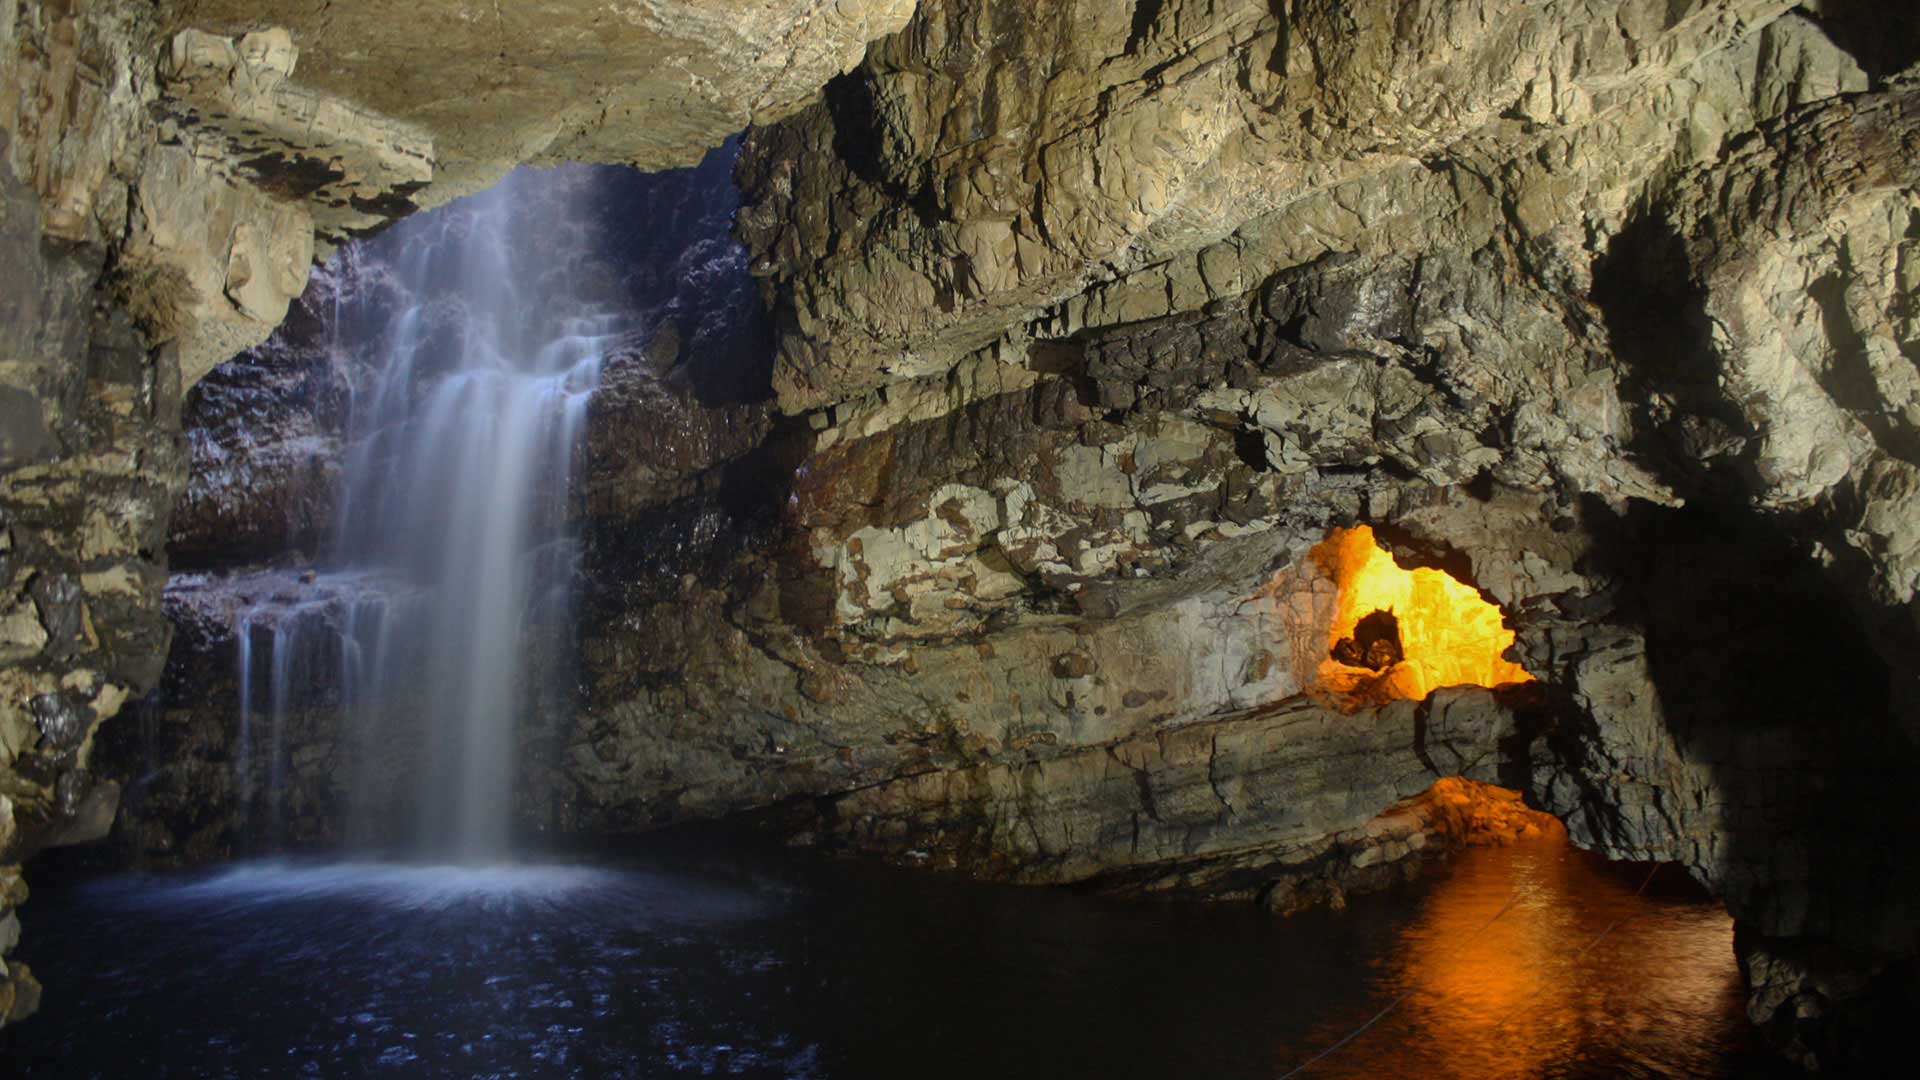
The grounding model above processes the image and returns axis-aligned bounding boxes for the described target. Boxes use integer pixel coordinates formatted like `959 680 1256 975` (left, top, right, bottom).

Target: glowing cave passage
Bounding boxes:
1311 525 1534 703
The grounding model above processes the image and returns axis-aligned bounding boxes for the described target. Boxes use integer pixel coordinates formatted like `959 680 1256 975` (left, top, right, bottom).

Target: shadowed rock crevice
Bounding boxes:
1591 213 1750 498
1795 0 1920 86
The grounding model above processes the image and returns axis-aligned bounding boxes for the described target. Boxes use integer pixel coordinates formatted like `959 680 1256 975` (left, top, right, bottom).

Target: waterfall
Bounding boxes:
208 140 767 859
228 166 616 860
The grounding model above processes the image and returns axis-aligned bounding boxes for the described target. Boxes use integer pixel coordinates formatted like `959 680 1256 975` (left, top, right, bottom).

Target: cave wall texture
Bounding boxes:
6 0 1920 1070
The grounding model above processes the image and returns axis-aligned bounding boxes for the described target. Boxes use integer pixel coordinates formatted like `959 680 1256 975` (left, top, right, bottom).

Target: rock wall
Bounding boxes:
2 3 185 1018
577 0 1917 1067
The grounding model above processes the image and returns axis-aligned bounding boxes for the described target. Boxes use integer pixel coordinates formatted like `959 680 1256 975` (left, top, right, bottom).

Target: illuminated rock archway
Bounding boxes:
1288 525 1534 707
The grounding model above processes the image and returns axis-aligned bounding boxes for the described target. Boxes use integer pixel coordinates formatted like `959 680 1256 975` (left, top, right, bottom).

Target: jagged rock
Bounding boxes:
123 2 919 384
8 0 919 389
1738 930 1916 1072
718 6 1920 1066
161 0 919 201
737 0 1876 413
156 27 433 244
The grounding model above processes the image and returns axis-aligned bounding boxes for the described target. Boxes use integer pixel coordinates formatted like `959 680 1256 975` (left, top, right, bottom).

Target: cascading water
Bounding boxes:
229 167 615 859
195 140 766 860
331 169 605 858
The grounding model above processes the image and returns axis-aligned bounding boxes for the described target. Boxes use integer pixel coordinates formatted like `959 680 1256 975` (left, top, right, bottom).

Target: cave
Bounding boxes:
4 2 1918 1076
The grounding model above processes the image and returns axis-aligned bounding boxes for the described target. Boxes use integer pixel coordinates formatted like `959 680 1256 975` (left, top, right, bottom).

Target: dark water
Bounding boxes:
7 838 1789 1079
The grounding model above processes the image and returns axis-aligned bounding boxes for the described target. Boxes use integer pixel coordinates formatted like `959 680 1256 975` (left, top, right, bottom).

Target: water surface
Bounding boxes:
9 838 1789 1078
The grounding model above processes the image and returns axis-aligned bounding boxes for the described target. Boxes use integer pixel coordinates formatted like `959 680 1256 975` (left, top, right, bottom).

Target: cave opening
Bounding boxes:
5 130 1766 1070
1306 525 1534 707
106 138 780 865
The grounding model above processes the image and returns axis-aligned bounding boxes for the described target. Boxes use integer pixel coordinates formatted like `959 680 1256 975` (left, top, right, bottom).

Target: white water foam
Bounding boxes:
171 860 619 909
116 858 763 924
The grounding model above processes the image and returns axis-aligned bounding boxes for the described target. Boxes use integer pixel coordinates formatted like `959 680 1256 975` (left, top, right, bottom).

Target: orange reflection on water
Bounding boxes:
1299 836 1746 1080
1392 840 1586 1080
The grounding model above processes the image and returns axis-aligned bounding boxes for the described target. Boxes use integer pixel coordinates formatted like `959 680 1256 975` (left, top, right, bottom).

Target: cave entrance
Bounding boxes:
1307 525 1533 706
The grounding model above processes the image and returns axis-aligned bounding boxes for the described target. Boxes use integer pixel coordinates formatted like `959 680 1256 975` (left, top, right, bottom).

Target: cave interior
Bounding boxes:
3 0 1919 1075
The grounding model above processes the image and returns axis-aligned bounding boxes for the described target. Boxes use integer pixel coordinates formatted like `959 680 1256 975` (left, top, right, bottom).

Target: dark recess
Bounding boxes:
1591 212 1753 498
1796 1 1920 87
1126 0 1164 55
1582 493 1919 1069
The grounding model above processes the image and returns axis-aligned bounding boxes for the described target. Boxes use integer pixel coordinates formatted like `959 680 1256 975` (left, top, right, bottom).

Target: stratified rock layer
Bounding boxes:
693 0 1915 1067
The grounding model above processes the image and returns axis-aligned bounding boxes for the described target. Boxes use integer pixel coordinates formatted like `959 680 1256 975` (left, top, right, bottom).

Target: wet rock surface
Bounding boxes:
3 53 186 1019
166 274 351 570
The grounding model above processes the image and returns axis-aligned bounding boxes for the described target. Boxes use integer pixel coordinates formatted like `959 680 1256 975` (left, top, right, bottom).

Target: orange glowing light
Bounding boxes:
1311 525 1532 703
